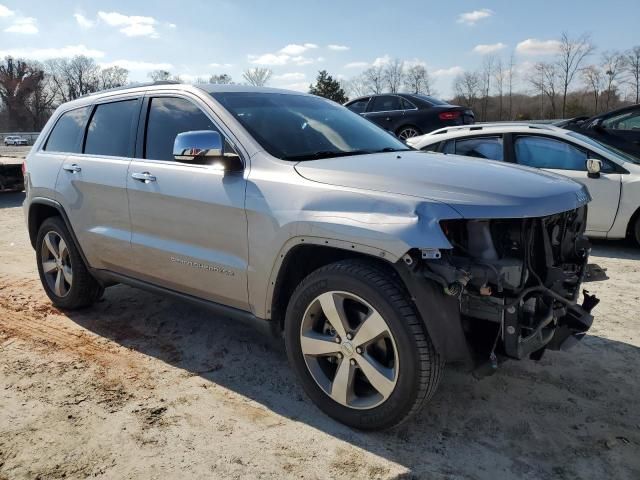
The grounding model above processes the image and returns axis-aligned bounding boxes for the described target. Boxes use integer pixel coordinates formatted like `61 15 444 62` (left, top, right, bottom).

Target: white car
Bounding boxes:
407 123 640 245
3 135 28 146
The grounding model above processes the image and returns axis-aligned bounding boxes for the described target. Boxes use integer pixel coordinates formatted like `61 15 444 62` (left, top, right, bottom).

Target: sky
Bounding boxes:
1 0 639 97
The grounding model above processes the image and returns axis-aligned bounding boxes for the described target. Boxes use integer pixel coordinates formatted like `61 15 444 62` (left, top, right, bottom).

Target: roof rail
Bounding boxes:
78 80 182 99
429 122 561 136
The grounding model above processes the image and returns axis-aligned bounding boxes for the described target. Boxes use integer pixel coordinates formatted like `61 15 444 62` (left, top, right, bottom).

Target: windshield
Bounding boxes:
567 131 640 165
211 92 410 160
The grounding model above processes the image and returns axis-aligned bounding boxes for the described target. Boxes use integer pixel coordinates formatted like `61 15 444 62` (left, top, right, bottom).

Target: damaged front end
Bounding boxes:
399 206 599 369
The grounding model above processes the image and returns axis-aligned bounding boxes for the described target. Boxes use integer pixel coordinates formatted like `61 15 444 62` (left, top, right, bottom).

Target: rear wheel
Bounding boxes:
284 260 443 430
397 125 421 141
633 215 640 247
36 217 103 309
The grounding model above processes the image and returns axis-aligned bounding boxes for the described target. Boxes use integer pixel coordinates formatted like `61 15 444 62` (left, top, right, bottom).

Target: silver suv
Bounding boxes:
24 83 598 430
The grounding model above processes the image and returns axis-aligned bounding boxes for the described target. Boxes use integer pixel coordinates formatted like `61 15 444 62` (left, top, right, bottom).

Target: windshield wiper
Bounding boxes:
282 150 373 161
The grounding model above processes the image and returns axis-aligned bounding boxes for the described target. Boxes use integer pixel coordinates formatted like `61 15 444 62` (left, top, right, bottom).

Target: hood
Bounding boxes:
294 151 590 219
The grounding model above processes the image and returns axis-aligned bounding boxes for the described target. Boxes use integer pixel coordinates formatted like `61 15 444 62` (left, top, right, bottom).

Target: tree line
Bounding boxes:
1 31 639 131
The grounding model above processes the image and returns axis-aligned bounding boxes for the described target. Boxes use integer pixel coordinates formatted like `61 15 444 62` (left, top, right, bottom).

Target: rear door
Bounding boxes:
125 93 250 310
363 95 404 132
511 134 622 233
55 96 140 270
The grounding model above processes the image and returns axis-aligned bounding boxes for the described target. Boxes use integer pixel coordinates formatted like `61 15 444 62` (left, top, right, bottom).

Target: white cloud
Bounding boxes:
97 11 158 38
372 55 391 67
473 42 507 54
273 72 306 81
168 23 176 28
4 16 38 34
99 60 173 71
279 43 318 55
344 61 369 69
0 4 14 17
328 44 349 51
0 44 105 60
74 13 95 29
209 62 233 68
457 9 493 25
516 38 562 55
432 66 464 77
405 58 427 68
248 53 290 66
280 82 308 92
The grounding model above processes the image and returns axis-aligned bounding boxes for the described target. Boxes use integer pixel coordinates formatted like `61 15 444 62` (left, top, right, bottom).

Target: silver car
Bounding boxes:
23 83 598 430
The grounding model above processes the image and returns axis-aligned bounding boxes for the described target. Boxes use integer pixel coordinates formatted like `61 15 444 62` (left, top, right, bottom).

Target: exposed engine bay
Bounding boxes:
401 206 599 368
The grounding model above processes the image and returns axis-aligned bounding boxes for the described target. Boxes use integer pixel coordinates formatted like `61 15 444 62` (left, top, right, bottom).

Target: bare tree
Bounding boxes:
362 65 385 94
557 32 594 118
530 62 560 119
507 52 516 120
479 56 495 121
582 65 604 114
148 70 172 82
0 57 44 130
209 74 233 84
26 65 57 130
46 56 101 102
383 58 404 93
99 66 128 90
601 51 625 110
242 67 272 87
493 58 505 120
453 71 480 110
624 46 640 104
344 74 370 98
404 65 433 95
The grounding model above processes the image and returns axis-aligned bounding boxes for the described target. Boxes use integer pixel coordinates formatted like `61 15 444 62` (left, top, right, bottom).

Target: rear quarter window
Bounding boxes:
84 99 139 157
44 106 91 153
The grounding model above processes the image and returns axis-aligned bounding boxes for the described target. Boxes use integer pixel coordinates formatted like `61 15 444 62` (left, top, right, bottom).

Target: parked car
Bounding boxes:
556 104 640 159
3 135 28 146
408 123 640 245
344 93 474 140
24 84 596 430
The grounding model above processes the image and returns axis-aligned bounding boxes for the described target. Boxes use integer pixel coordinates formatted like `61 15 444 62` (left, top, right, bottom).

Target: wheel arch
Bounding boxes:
626 205 640 242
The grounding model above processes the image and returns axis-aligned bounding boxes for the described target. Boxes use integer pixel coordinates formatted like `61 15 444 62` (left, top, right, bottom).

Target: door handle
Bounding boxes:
62 163 81 173
131 172 156 183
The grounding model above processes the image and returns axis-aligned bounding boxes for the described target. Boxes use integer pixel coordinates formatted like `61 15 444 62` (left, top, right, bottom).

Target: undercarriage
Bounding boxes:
400 206 599 369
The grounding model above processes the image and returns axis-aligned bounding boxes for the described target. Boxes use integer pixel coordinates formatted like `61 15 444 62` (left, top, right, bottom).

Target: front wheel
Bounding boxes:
632 215 640 247
284 260 443 430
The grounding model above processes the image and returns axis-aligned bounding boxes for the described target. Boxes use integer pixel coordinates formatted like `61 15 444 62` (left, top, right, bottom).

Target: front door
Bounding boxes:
125 94 250 310
512 135 622 233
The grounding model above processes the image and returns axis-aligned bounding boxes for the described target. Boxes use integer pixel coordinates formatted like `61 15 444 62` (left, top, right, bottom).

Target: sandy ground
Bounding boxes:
1 189 639 480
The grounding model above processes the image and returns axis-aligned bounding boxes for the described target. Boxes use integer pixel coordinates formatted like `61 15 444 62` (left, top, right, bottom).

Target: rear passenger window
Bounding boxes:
84 100 138 157
421 142 440 152
44 106 91 153
455 137 503 160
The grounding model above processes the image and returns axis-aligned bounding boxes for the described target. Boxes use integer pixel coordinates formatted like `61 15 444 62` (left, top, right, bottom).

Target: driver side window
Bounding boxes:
145 97 236 162
514 136 587 171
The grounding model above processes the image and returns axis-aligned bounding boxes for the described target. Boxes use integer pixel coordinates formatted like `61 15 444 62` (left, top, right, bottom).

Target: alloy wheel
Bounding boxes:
398 128 419 140
40 231 73 297
299 291 399 409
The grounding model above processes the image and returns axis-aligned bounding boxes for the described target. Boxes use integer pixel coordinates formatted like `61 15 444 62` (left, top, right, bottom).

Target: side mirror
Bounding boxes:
591 118 604 130
173 130 243 171
586 158 602 178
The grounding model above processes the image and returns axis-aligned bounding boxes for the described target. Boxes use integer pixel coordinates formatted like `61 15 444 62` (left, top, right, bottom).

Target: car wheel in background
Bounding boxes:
284 259 443 430
397 126 421 141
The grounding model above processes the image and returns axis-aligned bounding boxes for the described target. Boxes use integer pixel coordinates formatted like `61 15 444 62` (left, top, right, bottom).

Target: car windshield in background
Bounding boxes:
415 95 448 106
567 131 640 165
211 92 410 161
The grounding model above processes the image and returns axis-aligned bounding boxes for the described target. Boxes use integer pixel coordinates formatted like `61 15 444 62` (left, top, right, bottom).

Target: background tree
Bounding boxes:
148 70 171 82
601 51 625 110
479 56 495 121
209 73 233 84
624 46 640 103
493 59 505 120
362 65 385 94
242 67 272 86
404 65 433 94
530 62 560 118
582 65 604 114
0 57 44 130
99 66 129 90
557 32 594 117
308 70 348 103
453 71 480 111
46 56 101 102
383 58 404 93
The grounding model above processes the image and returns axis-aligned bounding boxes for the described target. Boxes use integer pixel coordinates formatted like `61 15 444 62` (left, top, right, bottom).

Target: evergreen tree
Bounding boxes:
309 70 348 103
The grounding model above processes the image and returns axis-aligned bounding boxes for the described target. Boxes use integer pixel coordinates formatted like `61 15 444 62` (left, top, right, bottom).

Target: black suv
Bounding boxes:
344 93 474 140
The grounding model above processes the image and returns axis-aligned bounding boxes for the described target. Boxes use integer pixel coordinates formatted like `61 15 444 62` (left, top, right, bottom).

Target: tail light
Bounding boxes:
439 111 461 121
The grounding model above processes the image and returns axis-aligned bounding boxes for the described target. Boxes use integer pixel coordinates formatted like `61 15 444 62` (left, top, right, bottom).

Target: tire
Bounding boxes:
284 260 443 430
396 125 422 141
36 216 103 309
633 215 640 247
